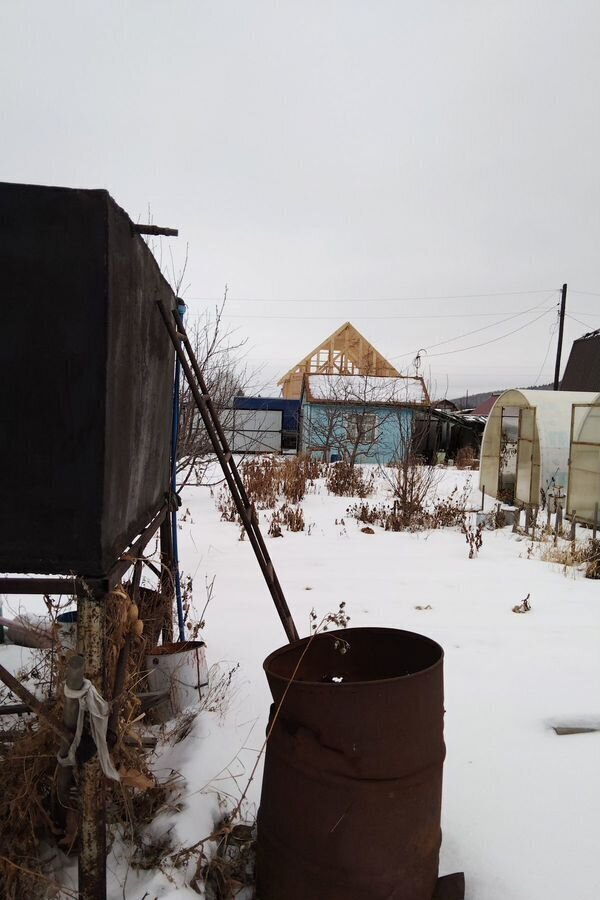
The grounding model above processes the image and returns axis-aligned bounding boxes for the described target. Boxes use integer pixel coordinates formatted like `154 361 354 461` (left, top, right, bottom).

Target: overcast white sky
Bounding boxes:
1 1 599 398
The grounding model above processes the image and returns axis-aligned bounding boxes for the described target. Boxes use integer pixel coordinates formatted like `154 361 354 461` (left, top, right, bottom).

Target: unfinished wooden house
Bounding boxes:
278 322 400 400
277 323 429 463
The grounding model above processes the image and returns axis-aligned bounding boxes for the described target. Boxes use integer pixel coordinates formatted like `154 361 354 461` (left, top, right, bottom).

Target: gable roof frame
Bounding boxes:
278 321 401 399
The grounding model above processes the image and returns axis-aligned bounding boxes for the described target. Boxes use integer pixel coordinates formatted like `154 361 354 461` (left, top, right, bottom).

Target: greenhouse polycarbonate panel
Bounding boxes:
516 407 536 505
568 404 600 524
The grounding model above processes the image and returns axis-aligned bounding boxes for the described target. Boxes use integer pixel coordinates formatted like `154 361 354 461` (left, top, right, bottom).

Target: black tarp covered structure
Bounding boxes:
0 182 175 576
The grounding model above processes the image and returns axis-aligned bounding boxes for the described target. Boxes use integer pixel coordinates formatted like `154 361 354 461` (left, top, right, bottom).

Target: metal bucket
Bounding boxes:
257 627 446 900
145 641 208 723
56 610 78 650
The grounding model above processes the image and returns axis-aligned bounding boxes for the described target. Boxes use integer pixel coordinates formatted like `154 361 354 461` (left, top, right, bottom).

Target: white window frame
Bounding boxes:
347 412 378 443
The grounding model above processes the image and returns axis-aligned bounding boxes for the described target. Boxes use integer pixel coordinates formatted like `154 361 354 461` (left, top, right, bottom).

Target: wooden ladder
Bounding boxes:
157 298 299 643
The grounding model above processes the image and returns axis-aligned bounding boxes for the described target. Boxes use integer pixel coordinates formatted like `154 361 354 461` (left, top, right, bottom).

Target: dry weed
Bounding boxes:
532 536 600 578
326 461 375 498
456 446 477 469
347 480 471 534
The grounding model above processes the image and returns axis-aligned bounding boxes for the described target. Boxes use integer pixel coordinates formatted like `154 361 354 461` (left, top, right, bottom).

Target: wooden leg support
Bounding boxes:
77 583 107 900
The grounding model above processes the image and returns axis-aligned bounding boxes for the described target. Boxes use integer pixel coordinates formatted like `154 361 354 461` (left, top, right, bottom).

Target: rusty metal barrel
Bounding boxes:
257 627 445 900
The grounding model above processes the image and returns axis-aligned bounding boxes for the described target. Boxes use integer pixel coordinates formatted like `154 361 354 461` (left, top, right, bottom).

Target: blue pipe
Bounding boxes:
171 298 186 642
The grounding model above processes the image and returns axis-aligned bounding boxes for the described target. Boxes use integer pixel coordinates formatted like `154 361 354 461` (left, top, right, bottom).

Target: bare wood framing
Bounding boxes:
278 321 401 399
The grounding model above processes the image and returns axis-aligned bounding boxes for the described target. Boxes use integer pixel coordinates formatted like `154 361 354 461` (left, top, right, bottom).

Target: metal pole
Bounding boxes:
171 298 187 642
157 299 299 643
77 581 107 900
160 514 175 644
553 283 567 390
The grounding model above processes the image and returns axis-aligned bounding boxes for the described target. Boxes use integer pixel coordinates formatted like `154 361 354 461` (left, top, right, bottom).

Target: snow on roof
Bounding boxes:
305 374 429 405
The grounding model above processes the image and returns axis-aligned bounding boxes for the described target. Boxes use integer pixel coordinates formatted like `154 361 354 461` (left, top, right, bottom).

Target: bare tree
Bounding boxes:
381 407 443 524
176 300 251 487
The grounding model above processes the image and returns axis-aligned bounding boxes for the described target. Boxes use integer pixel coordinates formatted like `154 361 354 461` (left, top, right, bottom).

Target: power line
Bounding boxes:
387 295 557 362
185 305 591 321
188 309 549 321
533 314 560 385
415 308 554 360
566 313 599 330
388 295 557 360
184 288 555 305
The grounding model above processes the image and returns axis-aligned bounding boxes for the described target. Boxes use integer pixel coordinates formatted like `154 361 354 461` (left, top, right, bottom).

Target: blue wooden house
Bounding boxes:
300 373 430 464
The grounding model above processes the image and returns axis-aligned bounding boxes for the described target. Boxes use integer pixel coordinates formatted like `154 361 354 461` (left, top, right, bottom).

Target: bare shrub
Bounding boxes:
326 461 375 498
241 457 280 509
456 446 476 469
586 540 600 579
176 300 251 489
281 454 324 503
280 503 305 532
461 518 484 558
346 480 471 534
268 509 283 537
432 482 473 527
534 536 600 578
381 456 443 525
216 487 239 523
268 502 305 535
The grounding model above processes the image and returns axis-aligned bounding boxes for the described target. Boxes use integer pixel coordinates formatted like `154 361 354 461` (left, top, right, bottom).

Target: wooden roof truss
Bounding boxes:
278 322 400 399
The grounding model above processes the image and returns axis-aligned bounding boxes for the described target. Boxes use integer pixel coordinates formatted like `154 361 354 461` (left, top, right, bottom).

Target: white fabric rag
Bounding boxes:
56 678 120 782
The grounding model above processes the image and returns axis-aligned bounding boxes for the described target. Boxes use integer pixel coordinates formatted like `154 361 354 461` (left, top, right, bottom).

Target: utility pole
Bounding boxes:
553 283 567 390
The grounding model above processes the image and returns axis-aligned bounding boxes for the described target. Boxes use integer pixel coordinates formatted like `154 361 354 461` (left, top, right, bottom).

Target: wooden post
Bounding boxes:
512 505 521 533
570 512 577 542
524 506 531 532
594 502 599 541
555 504 563 541
77 581 107 900
55 654 85 824
531 505 539 540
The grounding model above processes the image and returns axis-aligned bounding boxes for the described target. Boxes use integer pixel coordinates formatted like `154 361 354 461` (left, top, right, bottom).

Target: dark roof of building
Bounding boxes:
430 408 486 431
561 330 600 392
433 399 459 411
471 394 501 417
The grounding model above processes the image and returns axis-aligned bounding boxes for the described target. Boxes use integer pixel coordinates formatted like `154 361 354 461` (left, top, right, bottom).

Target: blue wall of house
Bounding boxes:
301 401 414 464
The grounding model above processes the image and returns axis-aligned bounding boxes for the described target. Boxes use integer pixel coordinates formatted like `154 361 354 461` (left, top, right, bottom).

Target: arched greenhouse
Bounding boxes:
480 389 600 509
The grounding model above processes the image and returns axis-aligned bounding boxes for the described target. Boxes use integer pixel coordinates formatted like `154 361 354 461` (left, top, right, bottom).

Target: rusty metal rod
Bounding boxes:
108 504 168 586
157 299 298 643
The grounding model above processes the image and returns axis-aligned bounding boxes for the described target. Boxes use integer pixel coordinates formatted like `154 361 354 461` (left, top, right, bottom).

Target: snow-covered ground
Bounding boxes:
2 467 600 899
